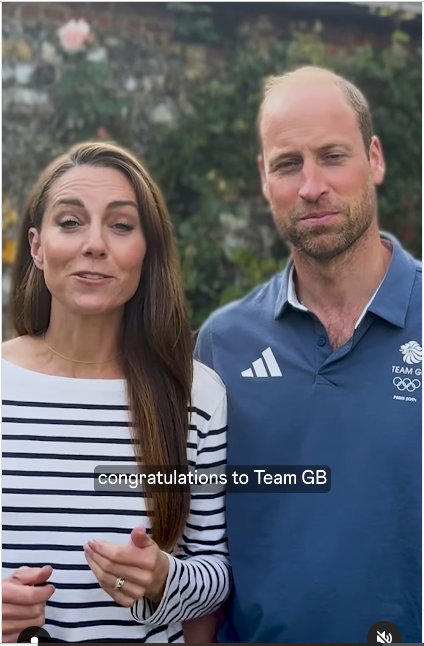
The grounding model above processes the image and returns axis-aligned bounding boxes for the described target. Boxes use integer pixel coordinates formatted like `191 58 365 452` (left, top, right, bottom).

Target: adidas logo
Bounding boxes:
241 347 282 378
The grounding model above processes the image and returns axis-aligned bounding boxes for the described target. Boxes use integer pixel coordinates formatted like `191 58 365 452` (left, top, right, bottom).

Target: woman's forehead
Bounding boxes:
48 165 137 205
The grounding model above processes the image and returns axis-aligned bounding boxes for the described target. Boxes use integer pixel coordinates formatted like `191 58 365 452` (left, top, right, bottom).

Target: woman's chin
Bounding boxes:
66 298 122 317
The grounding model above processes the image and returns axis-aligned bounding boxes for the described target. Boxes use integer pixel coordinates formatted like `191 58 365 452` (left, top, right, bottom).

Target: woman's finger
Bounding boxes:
2 614 45 635
84 545 151 588
2 602 45 621
86 539 155 569
84 554 145 602
2 632 20 643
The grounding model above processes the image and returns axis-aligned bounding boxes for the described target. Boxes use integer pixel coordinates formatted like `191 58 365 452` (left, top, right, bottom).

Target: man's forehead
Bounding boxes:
262 77 348 121
260 80 358 149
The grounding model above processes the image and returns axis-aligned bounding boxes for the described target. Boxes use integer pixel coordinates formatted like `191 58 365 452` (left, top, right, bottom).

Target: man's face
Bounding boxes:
258 78 385 261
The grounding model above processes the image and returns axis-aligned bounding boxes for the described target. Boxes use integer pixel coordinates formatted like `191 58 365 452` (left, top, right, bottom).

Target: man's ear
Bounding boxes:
29 227 44 270
257 154 270 201
369 135 385 186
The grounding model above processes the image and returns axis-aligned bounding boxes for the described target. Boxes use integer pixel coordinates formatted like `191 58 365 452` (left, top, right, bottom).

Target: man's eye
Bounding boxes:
325 153 345 161
276 161 299 172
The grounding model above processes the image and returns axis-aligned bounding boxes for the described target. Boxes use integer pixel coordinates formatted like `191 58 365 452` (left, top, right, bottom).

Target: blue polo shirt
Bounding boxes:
195 234 422 644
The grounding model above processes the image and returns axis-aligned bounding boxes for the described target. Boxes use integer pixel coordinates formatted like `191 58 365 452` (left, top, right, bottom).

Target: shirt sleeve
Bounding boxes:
130 389 231 626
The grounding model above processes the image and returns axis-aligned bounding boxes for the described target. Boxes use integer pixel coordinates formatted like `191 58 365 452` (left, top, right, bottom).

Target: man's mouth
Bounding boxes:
301 211 339 220
300 211 340 225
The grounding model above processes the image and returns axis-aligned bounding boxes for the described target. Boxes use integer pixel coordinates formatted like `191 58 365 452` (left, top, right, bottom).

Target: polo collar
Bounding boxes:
274 233 417 328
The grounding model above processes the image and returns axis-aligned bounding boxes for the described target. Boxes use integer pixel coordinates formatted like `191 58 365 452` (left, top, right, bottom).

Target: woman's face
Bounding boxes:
29 165 147 316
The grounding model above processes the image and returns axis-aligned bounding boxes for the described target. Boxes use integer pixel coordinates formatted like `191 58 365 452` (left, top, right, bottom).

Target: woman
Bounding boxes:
2 142 230 643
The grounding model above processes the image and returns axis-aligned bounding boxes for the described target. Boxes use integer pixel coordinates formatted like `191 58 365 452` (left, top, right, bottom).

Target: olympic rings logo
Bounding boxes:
393 377 421 392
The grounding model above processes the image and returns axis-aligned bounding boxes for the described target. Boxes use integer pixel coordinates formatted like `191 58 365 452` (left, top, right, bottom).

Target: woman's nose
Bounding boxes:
81 226 107 258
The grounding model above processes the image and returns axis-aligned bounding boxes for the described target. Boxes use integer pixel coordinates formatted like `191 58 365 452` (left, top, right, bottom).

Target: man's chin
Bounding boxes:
293 231 353 261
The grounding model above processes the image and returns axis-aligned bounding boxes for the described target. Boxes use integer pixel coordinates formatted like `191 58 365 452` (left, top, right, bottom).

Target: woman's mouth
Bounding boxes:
73 272 114 284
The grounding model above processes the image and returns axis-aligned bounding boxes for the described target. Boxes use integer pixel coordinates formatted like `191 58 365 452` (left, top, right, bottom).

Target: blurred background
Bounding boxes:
2 2 422 339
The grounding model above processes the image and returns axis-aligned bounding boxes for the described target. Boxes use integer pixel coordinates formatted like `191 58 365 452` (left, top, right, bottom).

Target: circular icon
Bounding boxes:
18 626 51 643
367 621 402 644
392 377 421 392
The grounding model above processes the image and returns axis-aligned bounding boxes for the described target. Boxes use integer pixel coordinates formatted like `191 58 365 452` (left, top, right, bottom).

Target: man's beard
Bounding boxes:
273 179 376 261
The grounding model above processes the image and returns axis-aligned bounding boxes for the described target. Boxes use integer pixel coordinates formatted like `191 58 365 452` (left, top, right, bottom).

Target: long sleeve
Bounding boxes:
131 369 231 626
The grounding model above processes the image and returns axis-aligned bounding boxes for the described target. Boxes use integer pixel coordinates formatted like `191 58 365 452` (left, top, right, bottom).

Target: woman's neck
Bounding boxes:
41 305 124 378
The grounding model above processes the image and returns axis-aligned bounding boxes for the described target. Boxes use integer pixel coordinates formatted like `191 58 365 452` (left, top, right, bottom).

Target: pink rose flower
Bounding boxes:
58 19 91 54
97 126 109 139
97 127 109 139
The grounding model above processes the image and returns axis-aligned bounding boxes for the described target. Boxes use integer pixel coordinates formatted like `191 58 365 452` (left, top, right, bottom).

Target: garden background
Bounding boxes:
2 1 422 337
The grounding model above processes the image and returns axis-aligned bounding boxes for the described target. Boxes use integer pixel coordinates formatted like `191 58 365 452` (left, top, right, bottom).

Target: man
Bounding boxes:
195 66 421 643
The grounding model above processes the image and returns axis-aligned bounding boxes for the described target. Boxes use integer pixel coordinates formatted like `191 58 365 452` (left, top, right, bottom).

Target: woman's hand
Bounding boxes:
84 526 169 608
2 565 55 643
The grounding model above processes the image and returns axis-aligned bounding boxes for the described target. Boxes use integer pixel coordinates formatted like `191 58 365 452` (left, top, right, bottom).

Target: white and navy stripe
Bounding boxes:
2 359 230 643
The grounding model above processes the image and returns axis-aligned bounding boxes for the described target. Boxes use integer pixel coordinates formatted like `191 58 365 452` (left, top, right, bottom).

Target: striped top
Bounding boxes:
2 358 230 643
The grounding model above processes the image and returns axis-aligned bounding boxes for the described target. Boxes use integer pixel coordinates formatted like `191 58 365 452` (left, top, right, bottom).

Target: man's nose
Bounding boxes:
298 163 329 203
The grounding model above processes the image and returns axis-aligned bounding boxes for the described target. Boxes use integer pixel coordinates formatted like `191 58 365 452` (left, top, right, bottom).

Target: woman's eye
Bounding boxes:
113 223 134 232
59 219 79 229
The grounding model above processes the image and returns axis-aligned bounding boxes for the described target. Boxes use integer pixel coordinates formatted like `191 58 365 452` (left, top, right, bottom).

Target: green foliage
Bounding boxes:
167 3 220 45
146 24 421 329
56 53 133 143
50 18 421 331
218 250 287 306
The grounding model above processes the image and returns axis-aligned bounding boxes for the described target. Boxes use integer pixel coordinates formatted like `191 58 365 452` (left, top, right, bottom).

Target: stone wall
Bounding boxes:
3 2 226 333
2 2 421 336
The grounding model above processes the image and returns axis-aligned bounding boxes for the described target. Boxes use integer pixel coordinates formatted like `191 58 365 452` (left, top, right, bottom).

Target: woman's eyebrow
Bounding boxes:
53 198 85 208
52 198 138 210
106 200 138 210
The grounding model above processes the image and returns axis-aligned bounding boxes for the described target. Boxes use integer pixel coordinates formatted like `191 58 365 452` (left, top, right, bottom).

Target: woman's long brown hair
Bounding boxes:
10 142 193 551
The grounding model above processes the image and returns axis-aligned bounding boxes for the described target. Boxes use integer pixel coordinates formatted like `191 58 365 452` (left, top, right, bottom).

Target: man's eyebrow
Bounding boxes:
52 198 138 210
268 152 300 172
318 141 353 153
268 141 353 171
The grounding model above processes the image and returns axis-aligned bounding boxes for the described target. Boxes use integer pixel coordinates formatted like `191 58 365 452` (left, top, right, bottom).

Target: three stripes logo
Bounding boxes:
241 347 282 378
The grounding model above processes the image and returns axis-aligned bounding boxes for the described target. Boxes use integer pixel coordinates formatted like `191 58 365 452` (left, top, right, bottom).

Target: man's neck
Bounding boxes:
292 227 393 317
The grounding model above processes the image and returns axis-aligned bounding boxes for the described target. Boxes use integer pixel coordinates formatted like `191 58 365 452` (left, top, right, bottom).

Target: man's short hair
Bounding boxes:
257 66 374 156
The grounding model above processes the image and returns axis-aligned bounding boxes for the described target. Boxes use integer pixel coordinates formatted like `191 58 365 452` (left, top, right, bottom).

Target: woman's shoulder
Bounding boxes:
191 360 226 415
193 359 225 393
2 335 38 365
3 335 24 357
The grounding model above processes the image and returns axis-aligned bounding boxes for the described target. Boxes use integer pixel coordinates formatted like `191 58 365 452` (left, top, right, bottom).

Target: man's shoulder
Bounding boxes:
412 257 422 275
200 273 282 337
410 255 422 293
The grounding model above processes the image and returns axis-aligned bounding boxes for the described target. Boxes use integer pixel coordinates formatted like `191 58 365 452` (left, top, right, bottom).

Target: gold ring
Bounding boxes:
114 577 125 590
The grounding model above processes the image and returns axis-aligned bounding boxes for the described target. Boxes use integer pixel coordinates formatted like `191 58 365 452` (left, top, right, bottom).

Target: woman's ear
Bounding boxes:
29 227 44 270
